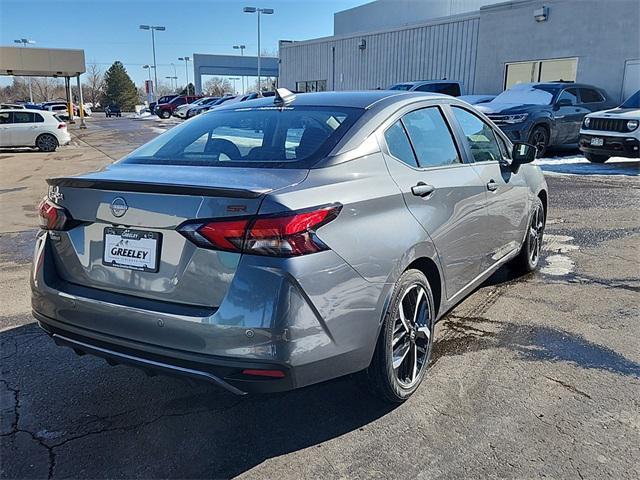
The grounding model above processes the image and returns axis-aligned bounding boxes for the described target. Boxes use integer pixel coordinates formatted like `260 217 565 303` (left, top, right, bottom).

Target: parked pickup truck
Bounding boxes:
579 90 640 163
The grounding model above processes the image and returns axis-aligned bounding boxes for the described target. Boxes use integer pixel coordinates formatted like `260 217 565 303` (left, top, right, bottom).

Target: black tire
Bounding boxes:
512 197 545 273
528 125 549 158
159 110 170 119
36 134 58 152
585 153 609 163
364 269 435 403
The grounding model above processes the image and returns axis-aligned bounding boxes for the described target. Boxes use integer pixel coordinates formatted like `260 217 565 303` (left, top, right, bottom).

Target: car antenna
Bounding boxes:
274 88 296 107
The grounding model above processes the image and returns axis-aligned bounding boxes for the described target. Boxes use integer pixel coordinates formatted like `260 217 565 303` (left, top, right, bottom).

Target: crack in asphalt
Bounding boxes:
1 373 245 480
543 376 592 399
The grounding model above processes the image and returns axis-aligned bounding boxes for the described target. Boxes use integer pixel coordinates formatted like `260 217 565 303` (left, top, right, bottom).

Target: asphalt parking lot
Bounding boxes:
1 115 639 479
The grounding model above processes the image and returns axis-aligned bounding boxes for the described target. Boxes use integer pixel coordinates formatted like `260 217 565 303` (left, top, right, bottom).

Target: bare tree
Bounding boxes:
83 62 104 106
32 77 64 102
203 77 233 97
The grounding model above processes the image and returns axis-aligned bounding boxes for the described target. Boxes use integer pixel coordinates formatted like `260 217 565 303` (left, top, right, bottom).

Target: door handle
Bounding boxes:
487 180 498 192
411 182 435 197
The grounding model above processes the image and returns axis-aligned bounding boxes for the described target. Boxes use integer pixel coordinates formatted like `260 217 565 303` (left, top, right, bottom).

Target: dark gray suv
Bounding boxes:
32 90 547 402
478 82 615 156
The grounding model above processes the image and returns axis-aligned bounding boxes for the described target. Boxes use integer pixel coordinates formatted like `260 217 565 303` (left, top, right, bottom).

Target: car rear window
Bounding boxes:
122 105 364 168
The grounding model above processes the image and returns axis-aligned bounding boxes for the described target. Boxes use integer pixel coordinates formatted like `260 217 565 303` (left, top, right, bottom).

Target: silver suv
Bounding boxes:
32 90 547 402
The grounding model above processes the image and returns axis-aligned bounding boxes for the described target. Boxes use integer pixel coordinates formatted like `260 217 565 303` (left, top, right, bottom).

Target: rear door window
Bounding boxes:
452 107 502 163
579 88 604 104
13 112 35 123
401 107 460 168
384 120 418 167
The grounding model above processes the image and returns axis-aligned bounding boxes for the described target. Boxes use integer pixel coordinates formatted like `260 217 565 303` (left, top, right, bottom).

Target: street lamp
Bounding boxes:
165 76 178 91
233 44 246 94
229 77 240 94
243 6 274 93
142 65 155 104
178 57 191 93
139 25 165 102
14 38 35 102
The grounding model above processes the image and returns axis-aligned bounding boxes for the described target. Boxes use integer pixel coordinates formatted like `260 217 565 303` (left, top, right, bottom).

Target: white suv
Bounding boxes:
0 109 71 152
579 90 640 163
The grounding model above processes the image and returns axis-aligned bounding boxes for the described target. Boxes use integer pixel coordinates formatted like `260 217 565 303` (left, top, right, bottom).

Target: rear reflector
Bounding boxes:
179 204 341 257
241 369 285 378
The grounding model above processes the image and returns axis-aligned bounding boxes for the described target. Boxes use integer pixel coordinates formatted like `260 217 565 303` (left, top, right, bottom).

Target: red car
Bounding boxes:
155 95 203 119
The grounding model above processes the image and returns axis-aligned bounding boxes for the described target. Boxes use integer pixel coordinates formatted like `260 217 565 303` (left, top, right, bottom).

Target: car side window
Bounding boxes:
384 120 418 167
401 107 460 168
579 88 604 104
0 112 11 124
557 88 578 105
33 113 44 123
13 112 35 123
451 107 502 163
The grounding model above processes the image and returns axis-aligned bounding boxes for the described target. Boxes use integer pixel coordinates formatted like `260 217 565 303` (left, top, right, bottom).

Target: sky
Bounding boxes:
0 0 365 89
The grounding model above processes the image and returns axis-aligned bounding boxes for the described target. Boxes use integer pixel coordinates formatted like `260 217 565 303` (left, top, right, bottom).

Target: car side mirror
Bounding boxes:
511 142 536 172
555 98 572 109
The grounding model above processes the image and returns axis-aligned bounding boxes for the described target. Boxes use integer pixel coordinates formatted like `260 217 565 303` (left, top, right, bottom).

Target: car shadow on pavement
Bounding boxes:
1 322 397 479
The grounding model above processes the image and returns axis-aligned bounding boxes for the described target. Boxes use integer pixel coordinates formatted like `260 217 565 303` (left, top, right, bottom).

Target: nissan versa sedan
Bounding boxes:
32 90 547 402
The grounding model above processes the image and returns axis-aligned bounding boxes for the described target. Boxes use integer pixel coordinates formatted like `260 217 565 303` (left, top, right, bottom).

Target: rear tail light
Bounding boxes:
179 204 341 257
58 123 66 129
38 198 75 231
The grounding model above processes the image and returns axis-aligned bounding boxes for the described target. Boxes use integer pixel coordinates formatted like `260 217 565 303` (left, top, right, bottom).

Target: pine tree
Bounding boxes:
180 82 196 95
102 61 138 110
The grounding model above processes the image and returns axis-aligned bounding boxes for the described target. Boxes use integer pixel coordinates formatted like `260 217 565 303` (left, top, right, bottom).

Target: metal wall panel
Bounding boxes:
280 14 480 93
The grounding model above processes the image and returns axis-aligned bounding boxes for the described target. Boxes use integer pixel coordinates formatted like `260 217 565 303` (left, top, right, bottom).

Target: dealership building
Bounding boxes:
279 0 639 102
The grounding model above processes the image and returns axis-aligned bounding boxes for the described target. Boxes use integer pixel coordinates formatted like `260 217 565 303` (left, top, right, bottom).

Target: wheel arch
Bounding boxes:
405 256 443 319
537 188 548 221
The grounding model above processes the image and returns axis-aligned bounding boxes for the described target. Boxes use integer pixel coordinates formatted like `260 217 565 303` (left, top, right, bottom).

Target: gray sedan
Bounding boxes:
32 90 547 402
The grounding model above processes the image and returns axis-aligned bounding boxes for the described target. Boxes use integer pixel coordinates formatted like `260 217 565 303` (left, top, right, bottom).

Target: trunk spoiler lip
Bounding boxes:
46 177 267 199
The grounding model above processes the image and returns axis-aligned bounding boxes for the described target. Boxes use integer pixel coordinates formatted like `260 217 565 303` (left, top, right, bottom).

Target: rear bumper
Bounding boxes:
579 134 640 158
34 310 294 394
31 231 385 394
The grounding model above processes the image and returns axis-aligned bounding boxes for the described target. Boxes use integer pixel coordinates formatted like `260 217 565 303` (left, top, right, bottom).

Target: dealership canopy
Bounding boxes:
0 46 85 77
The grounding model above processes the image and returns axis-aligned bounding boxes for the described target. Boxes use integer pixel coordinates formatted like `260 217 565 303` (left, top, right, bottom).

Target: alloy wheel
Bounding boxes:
531 129 547 156
391 284 432 388
528 204 545 264
38 135 57 152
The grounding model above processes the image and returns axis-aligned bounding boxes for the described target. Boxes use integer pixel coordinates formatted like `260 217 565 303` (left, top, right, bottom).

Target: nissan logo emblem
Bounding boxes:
110 197 128 218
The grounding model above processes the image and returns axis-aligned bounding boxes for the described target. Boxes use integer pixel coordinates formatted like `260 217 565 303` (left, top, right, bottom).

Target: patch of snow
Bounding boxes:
541 254 575 276
535 154 639 177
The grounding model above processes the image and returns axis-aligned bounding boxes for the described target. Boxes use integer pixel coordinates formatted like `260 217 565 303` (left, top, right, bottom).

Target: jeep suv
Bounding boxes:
155 95 202 119
477 82 614 157
578 90 640 163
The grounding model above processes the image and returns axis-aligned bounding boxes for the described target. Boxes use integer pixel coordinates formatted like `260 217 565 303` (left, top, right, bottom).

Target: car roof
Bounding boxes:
512 82 602 90
0 108 54 114
398 80 461 86
215 90 448 110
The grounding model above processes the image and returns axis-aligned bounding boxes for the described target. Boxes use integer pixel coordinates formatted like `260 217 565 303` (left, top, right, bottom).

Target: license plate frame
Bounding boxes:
102 227 162 273
590 137 604 147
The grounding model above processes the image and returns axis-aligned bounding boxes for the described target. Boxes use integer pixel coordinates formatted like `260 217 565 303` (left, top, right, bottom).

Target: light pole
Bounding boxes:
178 57 191 93
229 77 240 94
142 65 155 105
233 44 246 94
14 38 35 102
139 25 165 102
170 63 178 90
166 76 177 91
243 7 273 93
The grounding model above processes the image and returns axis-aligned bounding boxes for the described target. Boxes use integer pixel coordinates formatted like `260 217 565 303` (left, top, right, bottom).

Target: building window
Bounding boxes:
295 80 327 93
504 58 578 89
